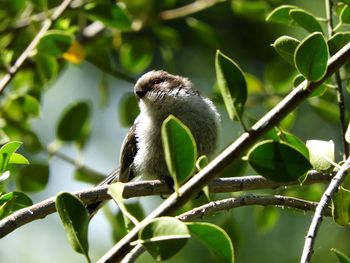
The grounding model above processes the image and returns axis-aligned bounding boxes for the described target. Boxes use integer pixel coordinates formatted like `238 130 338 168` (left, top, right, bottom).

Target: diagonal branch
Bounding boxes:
300 156 350 263
98 42 350 262
0 171 330 238
0 0 73 95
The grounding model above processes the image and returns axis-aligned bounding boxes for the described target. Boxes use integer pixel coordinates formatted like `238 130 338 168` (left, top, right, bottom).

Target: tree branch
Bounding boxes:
123 194 332 263
0 0 73 95
0 171 330 238
300 156 350 263
159 0 226 20
178 195 332 221
97 42 350 262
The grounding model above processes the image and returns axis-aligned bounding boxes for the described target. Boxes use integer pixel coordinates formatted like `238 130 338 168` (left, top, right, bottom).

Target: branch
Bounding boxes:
300 156 350 263
123 194 331 262
0 171 330 238
0 0 73 95
178 195 332 221
97 42 350 262
159 0 226 20
325 0 349 159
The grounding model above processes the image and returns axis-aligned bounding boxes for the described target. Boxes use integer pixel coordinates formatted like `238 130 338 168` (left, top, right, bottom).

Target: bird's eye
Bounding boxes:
151 78 164 85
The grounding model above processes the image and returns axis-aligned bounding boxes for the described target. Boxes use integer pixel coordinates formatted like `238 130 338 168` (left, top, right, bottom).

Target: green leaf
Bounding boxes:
0 192 33 219
272 36 300 65
279 130 309 159
328 32 350 55
332 248 350 263
332 173 350 226
306 140 334 171
55 192 90 262
138 217 190 261
187 222 234 263
108 183 139 227
17 163 49 192
35 54 59 83
37 31 72 57
161 115 197 192
118 92 140 127
346 121 350 144
265 5 298 24
247 140 311 182
215 50 247 120
0 141 22 172
340 5 350 24
119 39 153 74
85 3 132 30
289 9 323 33
9 153 29 165
56 101 91 143
295 32 329 82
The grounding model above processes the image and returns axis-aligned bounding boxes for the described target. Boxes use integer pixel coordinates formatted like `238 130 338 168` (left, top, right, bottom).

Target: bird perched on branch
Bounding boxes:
87 70 220 214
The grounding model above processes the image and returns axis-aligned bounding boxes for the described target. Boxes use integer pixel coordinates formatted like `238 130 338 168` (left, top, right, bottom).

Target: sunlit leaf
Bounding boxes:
85 3 132 30
37 31 72 57
332 248 350 263
332 174 350 226
215 50 247 120
0 192 33 219
0 141 22 172
295 32 329 82
55 192 90 262
161 115 197 192
340 5 350 24
187 222 234 263
289 9 323 33
306 140 334 171
119 39 153 74
346 121 350 144
108 183 139 227
272 36 300 65
138 217 190 261
17 163 49 192
248 140 311 182
266 5 298 24
328 32 350 55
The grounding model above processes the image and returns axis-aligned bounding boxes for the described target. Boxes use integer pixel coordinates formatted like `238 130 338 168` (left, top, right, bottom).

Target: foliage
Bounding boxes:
1 0 350 263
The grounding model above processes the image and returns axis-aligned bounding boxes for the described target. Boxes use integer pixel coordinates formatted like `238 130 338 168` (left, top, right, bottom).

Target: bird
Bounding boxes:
87 70 220 214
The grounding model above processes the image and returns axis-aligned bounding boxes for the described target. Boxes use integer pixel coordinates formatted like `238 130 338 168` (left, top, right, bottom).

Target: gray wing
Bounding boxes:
118 123 137 182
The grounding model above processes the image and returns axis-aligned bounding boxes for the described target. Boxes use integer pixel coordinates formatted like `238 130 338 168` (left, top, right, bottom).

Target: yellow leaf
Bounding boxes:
63 41 86 64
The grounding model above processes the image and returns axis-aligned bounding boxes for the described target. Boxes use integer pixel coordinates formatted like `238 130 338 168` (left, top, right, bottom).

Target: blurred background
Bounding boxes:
1 0 350 262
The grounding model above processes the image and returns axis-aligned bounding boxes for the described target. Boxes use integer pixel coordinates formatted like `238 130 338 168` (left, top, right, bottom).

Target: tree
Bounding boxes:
1 0 350 262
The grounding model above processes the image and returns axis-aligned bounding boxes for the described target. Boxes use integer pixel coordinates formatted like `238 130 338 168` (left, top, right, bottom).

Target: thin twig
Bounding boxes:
325 0 349 159
0 172 330 238
160 0 226 20
300 156 350 263
178 195 332 221
0 0 73 95
97 43 350 262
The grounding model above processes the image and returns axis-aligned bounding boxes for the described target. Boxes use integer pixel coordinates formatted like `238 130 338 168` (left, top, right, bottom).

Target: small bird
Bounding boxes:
87 70 220 214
